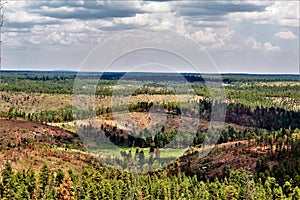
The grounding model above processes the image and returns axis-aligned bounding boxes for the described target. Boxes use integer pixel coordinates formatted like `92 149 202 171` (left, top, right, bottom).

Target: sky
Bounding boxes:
1 0 299 74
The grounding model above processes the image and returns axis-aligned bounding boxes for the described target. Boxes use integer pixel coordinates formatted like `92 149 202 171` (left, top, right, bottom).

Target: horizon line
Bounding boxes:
0 69 300 76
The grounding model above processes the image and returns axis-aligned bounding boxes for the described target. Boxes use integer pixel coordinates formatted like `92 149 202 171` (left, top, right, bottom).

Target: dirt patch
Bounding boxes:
0 119 98 173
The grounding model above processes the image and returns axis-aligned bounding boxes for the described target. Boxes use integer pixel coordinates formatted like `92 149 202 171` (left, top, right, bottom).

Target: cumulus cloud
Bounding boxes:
2 0 274 49
189 26 240 51
141 1 172 13
274 31 297 40
194 28 218 44
228 1 300 28
262 42 281 52
3 35 23 48
246 37 281 52
2 0 298 72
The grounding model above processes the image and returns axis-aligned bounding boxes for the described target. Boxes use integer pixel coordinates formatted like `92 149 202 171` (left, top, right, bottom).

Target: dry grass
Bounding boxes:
0 119 95 173
0 92 71 113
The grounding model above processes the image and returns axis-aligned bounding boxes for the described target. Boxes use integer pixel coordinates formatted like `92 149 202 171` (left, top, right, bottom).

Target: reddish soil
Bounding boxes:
0 119 99 173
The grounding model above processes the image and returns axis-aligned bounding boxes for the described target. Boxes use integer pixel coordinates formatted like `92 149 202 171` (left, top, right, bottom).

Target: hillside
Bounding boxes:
0 119 98 173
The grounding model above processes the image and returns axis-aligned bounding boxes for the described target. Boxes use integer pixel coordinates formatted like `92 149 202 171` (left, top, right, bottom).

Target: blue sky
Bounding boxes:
2 1 299 74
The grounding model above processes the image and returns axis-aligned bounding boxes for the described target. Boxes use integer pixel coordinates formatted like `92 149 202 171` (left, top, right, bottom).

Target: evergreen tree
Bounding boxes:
1 162 16 199
55 168 65 187
57 174 74 200
25 168 36 199
39 164 51 197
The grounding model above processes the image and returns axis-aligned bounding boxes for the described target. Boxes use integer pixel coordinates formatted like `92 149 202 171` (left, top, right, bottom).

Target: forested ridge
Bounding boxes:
1 142 300 200
2 99 299 130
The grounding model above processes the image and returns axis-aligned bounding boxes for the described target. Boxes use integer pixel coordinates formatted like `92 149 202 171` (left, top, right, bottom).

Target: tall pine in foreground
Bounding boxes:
57 174 74 200
0 162 16 199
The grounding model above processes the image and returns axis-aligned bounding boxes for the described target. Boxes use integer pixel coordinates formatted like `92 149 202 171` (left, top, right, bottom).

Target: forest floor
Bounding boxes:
0 119 99 173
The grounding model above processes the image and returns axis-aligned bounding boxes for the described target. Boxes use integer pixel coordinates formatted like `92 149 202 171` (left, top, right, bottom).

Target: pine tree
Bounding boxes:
283 181 293 197
15 183 30 200
1 162 16 199
55 168 65 187
39 164 50 197
57 174 74 200
25 168 36 199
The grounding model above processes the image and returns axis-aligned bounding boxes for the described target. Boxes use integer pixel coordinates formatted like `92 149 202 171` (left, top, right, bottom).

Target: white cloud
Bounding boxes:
194 28 217 44
141 2 172 13
246 37 281 52
113 12 182 32
2 0 297 73
228 1 300 28
64 20 98 33
114 13 153 26
6 10 52 24
274 31 297 40
246 37 262 50
3 36 23 48
192 27 236 50
262 42 281 52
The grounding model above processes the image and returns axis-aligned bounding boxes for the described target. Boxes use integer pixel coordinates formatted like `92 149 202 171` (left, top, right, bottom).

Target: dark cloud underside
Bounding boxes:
176 2 267 17
28 1 144 20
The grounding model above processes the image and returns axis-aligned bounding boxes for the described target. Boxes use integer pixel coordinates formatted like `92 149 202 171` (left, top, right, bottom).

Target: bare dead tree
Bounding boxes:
0 0 8 78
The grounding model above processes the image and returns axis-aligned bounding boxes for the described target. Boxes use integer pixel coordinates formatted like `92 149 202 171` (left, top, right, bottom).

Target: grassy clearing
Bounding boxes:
50 121 77 133
89 142 188 163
